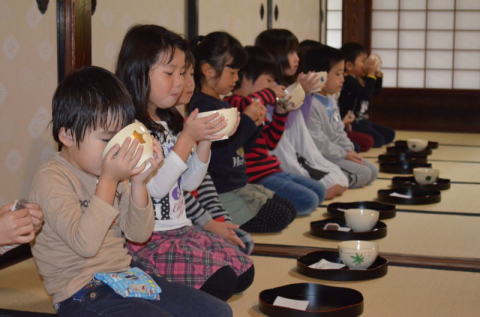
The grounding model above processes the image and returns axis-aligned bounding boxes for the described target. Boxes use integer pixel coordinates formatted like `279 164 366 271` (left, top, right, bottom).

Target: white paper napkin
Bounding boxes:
308 258 346 270
273 296 310 311
389 192 412 199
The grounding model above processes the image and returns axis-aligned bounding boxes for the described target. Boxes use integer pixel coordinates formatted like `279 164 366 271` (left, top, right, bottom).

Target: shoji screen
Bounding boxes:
326 0 342 48
371 0 480 89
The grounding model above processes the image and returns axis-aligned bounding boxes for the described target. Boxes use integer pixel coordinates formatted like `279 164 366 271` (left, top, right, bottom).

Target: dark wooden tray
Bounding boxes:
380 162 431 174
259 282 364 317
327 201 396 219
394 140 439 149
378 153 428 164
310 219 387 240
297 251 388 281
386 146 432 156
391 176 451 191
377 188 441 205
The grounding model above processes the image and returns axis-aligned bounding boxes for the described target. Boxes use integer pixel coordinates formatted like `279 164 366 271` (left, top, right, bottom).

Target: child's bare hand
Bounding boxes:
343 111 355 125
184 108 227 142
131 138 164 184
203 220 245 249
101 137 143 183
298 72 324 94
270 83 286 99
244 99 266 123
0 204 35 245
364 57 377 76
345 150 364 164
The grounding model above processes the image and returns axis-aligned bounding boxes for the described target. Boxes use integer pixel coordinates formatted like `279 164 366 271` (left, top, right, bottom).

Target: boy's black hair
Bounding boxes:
254 29 299 85
237 46 278 88
340 42 366 63
298 45 345 73
191 31 247 89
52 66 136 150
115 24 186 135
298 40 323 64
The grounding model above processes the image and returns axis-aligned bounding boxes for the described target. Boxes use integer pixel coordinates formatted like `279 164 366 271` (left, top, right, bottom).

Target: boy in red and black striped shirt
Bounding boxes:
224 46 325 216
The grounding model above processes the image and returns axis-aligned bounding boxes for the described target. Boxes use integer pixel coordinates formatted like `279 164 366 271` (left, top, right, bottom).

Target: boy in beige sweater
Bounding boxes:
28 66 232 317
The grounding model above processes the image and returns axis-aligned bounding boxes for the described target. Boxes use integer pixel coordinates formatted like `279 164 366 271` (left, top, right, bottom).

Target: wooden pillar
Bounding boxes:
342 0 372 51
57 0 92 82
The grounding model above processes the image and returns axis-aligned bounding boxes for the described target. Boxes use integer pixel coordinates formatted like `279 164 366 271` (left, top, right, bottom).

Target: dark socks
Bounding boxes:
200 266 237 301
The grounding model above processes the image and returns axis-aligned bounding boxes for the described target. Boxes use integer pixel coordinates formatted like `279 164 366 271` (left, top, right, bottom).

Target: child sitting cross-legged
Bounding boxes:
298 44 378 188
28 66 232 317
224 45 326 216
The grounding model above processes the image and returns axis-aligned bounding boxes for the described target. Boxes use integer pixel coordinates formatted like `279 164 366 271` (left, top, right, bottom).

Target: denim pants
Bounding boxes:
257 172 326 216
56 275 232 317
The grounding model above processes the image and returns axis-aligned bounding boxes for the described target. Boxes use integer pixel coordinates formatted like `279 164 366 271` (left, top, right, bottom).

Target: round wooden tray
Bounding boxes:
297 251 388 281
378 153 428 164
380 162 431 174
310 218 387 240
377 188 441 205
391 176 451 191
259 282 364 316
394 140 439 149
386 146 432 156
327 201 396 219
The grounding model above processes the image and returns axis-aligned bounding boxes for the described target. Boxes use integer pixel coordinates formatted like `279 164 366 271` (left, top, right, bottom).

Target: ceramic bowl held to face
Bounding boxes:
344 209 379 232
284 82 306 110
102 120 153 171
407 138 429 152
338 240 378 270
196 107 238 141
413 167 440 185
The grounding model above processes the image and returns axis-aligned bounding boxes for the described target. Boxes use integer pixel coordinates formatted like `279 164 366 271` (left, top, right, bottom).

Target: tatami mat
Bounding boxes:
327 179 480 214
251 207 480 258
229 256 480 317
394 131 480 146
1 130 479 316
0 259 54 314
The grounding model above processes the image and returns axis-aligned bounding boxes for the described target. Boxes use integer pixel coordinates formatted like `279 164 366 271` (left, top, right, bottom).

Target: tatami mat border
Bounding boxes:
253 243 480 273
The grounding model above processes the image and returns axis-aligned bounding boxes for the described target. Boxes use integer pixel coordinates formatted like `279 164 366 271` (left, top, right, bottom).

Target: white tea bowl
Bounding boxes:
407 138 428 152
197 107 238 141
344 208 379 232
338 240 378 270
413 167 439 185
284 82 306 110
103 120 153 171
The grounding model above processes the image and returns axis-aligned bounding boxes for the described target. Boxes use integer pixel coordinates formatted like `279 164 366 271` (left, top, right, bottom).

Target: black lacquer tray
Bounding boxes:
259 282 364 317
386 146 432 156
310 219 387 240
377 188 441 205
297 251 388 281
327 201 396 219
380 162 431 174
391 176 451 191
394 140 439 149
378 153 428 164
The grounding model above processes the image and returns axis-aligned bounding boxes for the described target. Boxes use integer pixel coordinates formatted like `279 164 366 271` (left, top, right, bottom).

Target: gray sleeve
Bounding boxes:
305 101 347 162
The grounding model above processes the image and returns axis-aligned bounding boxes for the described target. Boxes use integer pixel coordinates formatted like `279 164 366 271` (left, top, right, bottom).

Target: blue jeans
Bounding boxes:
257 172 326 216
353 120 395 148
56 276 232 317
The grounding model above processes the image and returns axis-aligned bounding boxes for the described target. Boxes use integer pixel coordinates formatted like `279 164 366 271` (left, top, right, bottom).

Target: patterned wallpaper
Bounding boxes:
0 0 57 204
92 0 185 71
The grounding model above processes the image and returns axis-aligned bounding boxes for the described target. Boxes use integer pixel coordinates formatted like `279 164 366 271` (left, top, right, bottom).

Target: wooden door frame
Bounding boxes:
56 0 92 82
